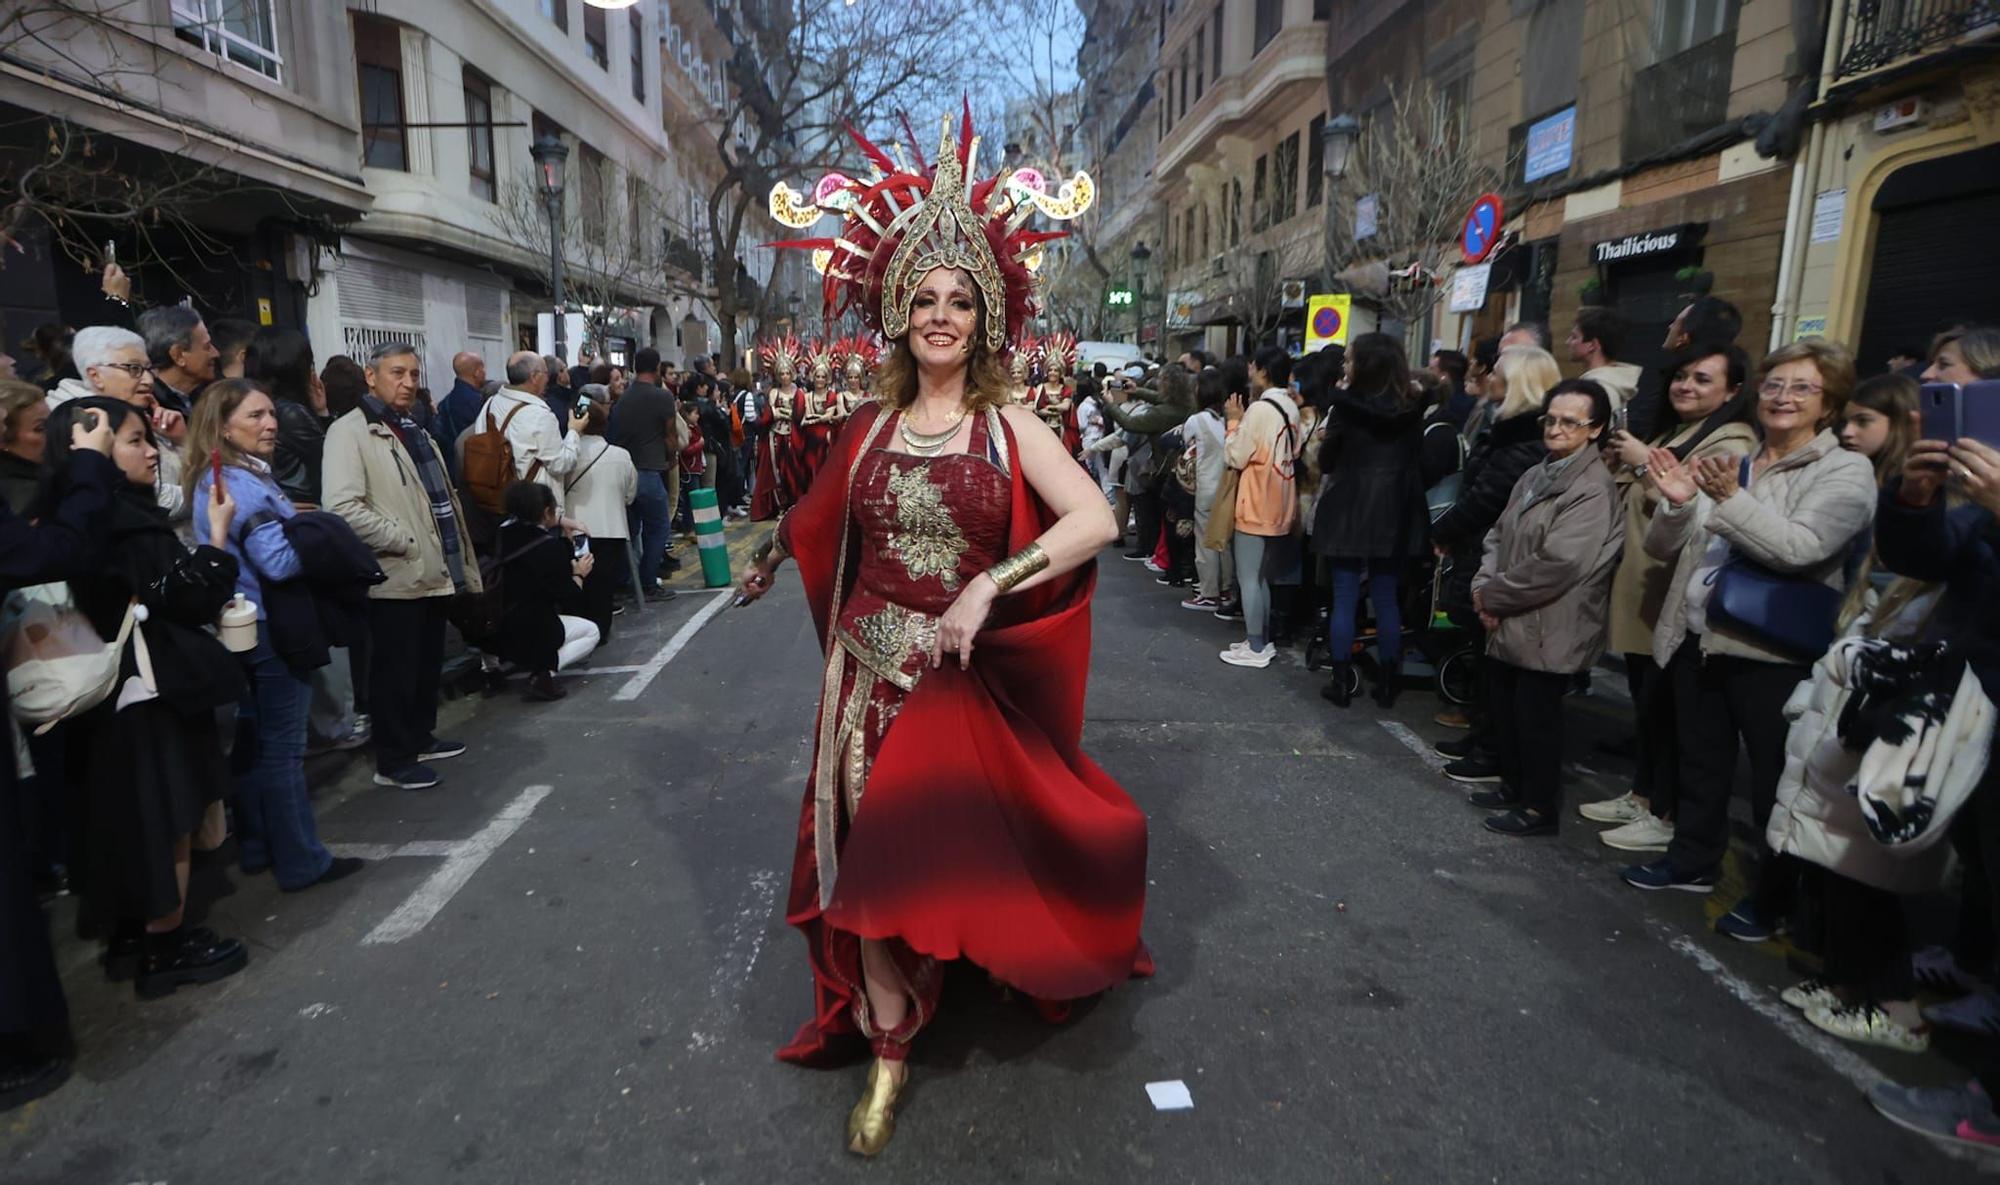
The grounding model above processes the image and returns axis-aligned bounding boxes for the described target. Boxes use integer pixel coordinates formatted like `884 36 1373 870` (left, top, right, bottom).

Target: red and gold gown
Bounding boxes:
770 387 812 515
796 388 838 494
1033 382 1082 455
775 403 1150 1066
749 393 781 521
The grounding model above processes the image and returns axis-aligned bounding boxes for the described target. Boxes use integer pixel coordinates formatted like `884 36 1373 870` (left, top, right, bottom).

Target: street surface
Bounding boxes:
1 526 1987 1184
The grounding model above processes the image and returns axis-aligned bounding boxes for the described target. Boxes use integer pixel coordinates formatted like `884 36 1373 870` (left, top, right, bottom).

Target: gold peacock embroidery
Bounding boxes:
884 463 967 589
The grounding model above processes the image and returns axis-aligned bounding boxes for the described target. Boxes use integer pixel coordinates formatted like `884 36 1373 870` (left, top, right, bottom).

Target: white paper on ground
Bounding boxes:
1146 1080 1194 1110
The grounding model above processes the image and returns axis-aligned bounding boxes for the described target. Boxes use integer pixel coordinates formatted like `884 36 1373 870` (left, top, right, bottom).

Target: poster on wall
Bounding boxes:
1524 107 1576 182
1811 190 1845 244
1448 263 1492 313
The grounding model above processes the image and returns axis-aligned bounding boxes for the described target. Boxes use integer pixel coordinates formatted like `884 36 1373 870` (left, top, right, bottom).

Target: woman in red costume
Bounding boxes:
795 340 840 493
742 111 1148 1158
753 337 807 519
1032 331 1082 454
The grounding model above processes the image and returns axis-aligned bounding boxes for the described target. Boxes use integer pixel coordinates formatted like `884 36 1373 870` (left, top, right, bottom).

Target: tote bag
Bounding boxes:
3 583 139 734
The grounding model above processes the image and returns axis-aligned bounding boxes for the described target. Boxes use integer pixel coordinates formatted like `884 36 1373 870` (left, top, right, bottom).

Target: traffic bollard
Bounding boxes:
689 485 732 588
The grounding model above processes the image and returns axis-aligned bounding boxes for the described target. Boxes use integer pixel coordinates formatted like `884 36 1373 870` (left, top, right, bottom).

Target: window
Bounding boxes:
584 5 608 69
628 174 648 260
1314 0 1332 18
1306 114 1325 207
463 67 496 201
540 0 568 34
1254 0 1282 55
1653 0 1736 58
1273 132 1298 224
1195 28 1204 100
630 9 645 102
1251 154 1268 232
170 0 284 82
1200 201 1209 258
1211 7 1222 77
579 145 608 246
1230 178 1242 247
354 15 405 171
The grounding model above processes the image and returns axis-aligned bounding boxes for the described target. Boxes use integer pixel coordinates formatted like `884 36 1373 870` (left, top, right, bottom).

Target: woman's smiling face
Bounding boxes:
907 268 979 370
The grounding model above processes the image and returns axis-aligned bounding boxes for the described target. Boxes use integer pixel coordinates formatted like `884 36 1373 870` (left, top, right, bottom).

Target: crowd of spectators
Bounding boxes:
0 277 766 1109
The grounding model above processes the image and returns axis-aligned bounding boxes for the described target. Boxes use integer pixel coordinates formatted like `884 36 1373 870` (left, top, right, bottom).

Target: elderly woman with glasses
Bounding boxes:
1619 340 1878 941
1464 379 1625 836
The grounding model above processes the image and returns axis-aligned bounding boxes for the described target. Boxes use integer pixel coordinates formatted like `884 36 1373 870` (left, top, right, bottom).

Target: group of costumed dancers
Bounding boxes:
748 334 880 521
738 107 1149 1158
752 328 1084 521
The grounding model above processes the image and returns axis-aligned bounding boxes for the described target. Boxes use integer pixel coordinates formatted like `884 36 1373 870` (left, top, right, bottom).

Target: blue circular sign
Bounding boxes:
1461 193 1504 263
1312 305 1342 339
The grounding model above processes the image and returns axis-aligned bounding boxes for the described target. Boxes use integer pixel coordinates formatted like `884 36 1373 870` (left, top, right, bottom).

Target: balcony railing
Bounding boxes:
1835 0 2000 79
1622 32 1735 162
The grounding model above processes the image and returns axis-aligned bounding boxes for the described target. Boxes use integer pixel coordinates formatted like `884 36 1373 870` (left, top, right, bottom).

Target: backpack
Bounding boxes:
461 399 543 514
448 531 554 646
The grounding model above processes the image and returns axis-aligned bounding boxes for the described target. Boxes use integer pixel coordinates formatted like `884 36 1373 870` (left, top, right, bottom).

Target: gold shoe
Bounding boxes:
845 1057 906 1157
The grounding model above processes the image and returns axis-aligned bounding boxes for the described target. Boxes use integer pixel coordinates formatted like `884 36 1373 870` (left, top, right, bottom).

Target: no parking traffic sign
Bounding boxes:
1304 294 1350 352
1461 193 1504 264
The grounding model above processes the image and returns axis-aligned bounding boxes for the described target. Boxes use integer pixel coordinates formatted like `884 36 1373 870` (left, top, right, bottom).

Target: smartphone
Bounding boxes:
1963 380 2000 449
575 394 592 417
1920 383 1961 442
103 239 116 266
210 447 223 492
572 534 591 558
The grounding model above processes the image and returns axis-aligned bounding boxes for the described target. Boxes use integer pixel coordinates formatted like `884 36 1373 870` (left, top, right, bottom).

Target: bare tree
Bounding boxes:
0 3 321 297
683 0 985 360
1218 231 1320 349
1321 79 1516 329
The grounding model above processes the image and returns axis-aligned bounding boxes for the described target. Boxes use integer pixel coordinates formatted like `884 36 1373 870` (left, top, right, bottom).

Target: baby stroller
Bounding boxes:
1304 554 1478 705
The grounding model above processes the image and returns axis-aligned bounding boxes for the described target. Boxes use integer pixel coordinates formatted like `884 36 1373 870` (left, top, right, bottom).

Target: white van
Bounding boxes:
1075 340 1147 375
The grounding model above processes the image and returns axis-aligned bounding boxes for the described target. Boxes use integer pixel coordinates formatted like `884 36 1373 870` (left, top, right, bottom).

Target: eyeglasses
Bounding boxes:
1538 414 1596 432
1758 379 1823 401
95 362 149 377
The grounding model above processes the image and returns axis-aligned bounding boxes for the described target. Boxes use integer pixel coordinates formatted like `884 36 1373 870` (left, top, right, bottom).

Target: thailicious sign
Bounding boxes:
1591 225 1701 264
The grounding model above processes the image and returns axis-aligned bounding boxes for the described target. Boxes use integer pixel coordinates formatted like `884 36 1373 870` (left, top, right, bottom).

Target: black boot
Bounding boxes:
135 926 248 1000
1372 661 1402 709
1321 663 1354 708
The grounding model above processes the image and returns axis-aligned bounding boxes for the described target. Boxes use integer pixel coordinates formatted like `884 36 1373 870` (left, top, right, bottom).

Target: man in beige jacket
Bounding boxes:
323 341 482 792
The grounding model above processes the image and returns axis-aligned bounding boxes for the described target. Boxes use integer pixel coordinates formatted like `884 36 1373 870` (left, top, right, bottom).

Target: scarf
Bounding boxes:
1834 637 1996 849
365 395 466 590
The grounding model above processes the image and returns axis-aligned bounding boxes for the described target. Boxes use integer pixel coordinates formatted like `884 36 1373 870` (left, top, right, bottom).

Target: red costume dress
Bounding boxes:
770 386 811 515
796 389 838 495
774 404 1150 1066
749 395 781 521
1034 383 1081 455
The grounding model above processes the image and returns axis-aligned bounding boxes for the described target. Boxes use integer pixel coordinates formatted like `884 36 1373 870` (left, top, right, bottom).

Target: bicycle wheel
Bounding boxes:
1436 645 1477 706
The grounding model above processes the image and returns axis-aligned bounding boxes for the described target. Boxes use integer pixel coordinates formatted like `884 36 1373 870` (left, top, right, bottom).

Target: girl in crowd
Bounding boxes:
1468 379 1624 836
1220 347 1303 668
188 380 362 893
44 398 250 998
1622 340 1878 944
1312 333 1429 708
1587 344 1758 852
1430 345 1559 780
1839 372 1919 484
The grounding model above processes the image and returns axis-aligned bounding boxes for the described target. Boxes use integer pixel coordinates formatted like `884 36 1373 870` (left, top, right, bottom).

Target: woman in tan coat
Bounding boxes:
1582 344 1758 851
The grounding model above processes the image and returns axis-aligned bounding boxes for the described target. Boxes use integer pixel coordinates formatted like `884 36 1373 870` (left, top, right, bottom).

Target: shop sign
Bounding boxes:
1355 194 1379 240
1811 190 1845 244
1524 107 1576 182
1447 264 1492 314
1794 316 1828 341
1304 294 1351 352
1590 224 1700 265
1165 291 1200 329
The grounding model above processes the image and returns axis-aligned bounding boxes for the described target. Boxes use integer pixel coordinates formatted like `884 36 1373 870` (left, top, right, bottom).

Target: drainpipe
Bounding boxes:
1770 0 1849 349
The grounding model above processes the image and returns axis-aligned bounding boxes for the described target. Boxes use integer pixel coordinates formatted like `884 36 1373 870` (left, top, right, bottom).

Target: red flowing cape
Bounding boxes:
776 403 1150 1063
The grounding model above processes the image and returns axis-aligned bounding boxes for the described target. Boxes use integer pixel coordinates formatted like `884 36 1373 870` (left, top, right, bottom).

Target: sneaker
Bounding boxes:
1780 977 1842 1012
1180 595 1219 611
1807 1002 1931 1052
1578 791 1648 824
1868 1081 1994 1144
1715 901 1775 943
1143 559 1166 574
1484 807 1556 837
1913 945 1987 993
1599 814 1674 852
1467 787 1522 810
1219 643 1275 668
1620 859 1717 893
1443 756 1502 783
646 586 680 602
1433 707 1471 730
1154 574 1174 585
373 764 440 790
1121 551 1149 562
419 739 466 762
1959 1112 2000 1149
1924 990 2000 1037
1433 735 1481 760
1213 600 1244 621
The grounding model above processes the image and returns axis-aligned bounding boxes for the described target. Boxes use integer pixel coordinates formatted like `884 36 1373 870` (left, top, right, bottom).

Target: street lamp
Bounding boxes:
530 133 570 365
1321 112 1359 182
1130 240 1151 348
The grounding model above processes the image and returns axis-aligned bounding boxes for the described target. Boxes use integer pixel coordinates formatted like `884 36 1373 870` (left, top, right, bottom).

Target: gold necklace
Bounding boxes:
898 407 966 455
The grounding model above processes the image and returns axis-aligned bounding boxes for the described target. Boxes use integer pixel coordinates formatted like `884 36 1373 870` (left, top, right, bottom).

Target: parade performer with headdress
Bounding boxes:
1006 333 1037 405
797 338 840 490
833 335 879 423
743 106 1148 1158
753 336 805 519
1032 330 1080 453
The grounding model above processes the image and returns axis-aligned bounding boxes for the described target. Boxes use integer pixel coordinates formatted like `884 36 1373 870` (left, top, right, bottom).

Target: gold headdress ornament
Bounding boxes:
1009 332 1039 380
755 334 803 380
803 337 835 387
1035 330 1076 376
834 334 881 381
767 102 1094 354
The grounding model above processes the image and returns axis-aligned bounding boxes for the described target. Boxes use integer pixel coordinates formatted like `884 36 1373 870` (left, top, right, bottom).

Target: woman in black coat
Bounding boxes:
495 481 596 702
43 399 251 1001
244 327 328 507
0 409 118 1112
1312 334 1430 707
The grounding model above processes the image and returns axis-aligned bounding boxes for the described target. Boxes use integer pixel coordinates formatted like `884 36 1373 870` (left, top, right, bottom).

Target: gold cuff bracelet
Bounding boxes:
984 542 1049 593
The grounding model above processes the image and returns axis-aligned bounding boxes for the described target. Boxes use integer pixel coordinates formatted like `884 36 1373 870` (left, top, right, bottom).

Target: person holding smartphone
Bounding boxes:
493 481 599 702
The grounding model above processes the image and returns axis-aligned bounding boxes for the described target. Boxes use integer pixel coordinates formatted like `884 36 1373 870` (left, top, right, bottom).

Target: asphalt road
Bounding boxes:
2 529 1988 1184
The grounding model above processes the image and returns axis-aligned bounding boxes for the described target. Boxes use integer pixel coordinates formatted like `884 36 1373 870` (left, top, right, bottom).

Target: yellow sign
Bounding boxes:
256 297 274 326
1304 294 1351 352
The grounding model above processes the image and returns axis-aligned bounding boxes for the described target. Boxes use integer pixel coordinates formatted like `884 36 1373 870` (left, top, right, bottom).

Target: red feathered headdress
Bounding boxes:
767 103 1095 354
755 334 803 378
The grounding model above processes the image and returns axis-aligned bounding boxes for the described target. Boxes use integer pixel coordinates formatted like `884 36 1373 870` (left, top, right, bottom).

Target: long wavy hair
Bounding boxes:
180 378 270 508
873 320 1015 414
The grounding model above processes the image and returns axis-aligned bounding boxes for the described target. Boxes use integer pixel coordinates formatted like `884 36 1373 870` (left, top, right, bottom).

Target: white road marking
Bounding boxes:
612 590 734 702
1651 922 1885 1094
1378 720 1448 773
361 784 553 945
328 839 460 861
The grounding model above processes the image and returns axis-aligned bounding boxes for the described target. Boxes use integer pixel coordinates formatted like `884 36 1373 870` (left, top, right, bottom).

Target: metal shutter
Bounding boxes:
1856 192 2000 375
336 255 426 328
